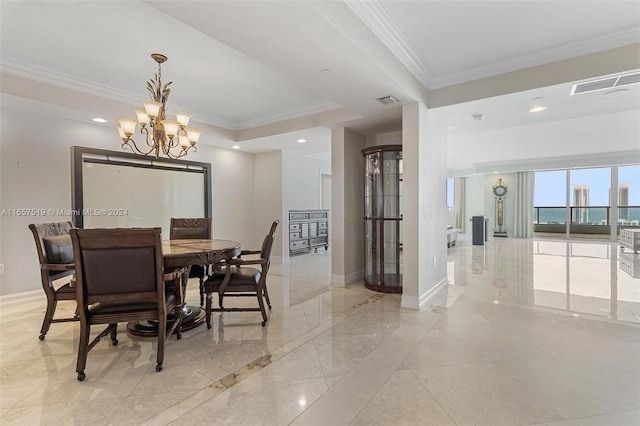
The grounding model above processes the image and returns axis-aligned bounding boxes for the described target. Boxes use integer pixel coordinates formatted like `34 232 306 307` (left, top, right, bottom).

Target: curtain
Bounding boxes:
454 177 465 231
513 171 534 238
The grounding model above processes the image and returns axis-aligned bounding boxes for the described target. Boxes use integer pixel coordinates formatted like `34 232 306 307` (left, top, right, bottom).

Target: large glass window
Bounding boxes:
534 170 566 224
446 177 454 209
618 165 640 227
569 167 611 225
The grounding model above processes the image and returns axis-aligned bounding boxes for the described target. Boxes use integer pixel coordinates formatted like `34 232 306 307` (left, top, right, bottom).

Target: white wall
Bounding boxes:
285 152 330 210
448 110 640 176
254 151 284 260
402 102 448 310
464 174 486 221
0 107 255 296
367 130 402 147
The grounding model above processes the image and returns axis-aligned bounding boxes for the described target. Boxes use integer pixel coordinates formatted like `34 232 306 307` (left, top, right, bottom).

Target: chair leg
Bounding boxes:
205 291 213 329
156 314 166 372
109 323 118 346
263 286 272 310
199 276 205 307
175 305 183 340
76 321 90 381
257 292 268 327
39 296 57 340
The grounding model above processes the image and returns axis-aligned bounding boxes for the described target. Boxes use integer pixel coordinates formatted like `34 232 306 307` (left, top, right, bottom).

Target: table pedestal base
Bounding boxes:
126 305 207 337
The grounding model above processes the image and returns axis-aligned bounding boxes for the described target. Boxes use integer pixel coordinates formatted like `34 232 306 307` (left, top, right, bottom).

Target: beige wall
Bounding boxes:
0 107 256 296
330 127 365 284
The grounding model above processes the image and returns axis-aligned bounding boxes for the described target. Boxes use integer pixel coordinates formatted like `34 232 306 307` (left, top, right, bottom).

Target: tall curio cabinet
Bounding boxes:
363 145 403 293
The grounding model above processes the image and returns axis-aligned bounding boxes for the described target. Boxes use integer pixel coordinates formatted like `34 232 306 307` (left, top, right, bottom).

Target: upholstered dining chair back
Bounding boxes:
170 218 212 240
170 217 212 306
70 227 183 381
28 221 78 340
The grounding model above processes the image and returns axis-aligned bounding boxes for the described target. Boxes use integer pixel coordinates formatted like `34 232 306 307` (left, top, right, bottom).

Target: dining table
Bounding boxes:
126 238 241 337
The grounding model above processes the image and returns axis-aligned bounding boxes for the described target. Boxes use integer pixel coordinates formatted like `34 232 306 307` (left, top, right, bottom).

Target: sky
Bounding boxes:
534 166 640 206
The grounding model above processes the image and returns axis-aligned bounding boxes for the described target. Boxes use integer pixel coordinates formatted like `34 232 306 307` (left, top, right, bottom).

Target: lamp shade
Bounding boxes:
185 128 201 144
178 135 190 148
134 109 150 125
160 120 180 138
143 101 163 118
117 117 138 136
175 112 191 127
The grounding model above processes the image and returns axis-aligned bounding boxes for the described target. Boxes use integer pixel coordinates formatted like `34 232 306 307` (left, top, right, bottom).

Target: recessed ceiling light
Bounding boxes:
232 144 241 149
320 69 332 74
297 139 307 143
529 106 547 113
92 117 108 123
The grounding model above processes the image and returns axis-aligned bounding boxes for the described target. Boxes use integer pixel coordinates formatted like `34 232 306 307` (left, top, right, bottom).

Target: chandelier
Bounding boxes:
117 54 201 159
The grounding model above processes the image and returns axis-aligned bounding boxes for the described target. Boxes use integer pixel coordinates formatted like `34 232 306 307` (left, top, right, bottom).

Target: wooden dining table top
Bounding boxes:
161 239 241 268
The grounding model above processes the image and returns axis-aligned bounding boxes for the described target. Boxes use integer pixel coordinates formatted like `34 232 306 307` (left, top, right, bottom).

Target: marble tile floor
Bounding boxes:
1 235 638 425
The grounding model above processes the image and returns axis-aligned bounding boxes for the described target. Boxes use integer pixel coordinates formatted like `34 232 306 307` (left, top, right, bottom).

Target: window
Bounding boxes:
569 167 610 225
618 165 640 227
534 170 566 224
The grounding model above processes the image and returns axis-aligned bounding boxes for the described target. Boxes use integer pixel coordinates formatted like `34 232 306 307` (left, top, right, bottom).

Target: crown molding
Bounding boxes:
431 28 640 89
235 101 342 130
346 2 640 91
345 0 434 88
0 57 339 132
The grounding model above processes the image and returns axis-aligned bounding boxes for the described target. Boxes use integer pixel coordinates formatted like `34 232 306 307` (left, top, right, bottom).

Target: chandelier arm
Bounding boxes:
140 126 157 149
122 138 156 156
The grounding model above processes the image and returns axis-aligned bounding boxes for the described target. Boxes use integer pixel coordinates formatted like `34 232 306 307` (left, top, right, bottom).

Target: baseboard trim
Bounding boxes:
401 277 449 311
0 289 43 306
330 268 364 286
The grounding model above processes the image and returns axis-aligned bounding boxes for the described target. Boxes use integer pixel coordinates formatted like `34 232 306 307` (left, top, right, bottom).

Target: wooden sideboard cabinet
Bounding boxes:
289 209 329 255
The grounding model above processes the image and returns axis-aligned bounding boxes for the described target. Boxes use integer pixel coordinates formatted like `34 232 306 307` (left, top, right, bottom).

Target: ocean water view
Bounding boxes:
535 206 640 225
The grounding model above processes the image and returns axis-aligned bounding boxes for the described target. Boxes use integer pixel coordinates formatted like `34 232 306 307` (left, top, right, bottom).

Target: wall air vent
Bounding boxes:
571 71 640 95
376 95 400 105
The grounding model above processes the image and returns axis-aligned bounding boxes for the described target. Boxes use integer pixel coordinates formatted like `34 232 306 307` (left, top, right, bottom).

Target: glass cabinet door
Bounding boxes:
363 145 402 293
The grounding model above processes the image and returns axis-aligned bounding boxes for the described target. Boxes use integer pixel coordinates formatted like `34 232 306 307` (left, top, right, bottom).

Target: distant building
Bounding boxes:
573 184 590 223
619 182 629 221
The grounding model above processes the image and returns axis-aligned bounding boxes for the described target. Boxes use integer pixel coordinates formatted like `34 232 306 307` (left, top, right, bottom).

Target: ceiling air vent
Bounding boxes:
376 95 400 105
571 71 640 95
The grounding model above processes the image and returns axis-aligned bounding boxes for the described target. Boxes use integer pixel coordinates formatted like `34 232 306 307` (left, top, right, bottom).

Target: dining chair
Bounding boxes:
170 218 212 306
70 227 183 381
204 220 279 327
28 222 78 340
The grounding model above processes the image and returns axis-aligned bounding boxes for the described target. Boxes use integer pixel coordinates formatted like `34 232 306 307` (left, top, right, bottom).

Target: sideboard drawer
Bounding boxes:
310 237 327 246
290 223 301 231
290 240 309 250
290 212 309 220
